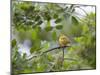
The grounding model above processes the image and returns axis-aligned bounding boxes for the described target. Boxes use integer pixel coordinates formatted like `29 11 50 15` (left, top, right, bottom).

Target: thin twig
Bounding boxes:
27 46 70 61
62 48 64 61
76 7 88 16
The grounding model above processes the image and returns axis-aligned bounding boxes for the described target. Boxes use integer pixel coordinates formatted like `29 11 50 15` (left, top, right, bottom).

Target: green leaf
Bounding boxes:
43 42 50 49
63 61 69 69
56 25 63 29
45 26 53 32
20 3 29 10
37 26 41 31
52 31 57 41
47 20 51 26
30 39 41 54
36 20 43 25
30 46 37 53
47 54 54 61
31 30 37 40
26 5 35 13
35 16 41 21
36 64 46 72
53 14 58 19
43 12 51 21
74 37 83 43
11 39 17 48
47 16 51 21
72 8 75 12
55 18 62 23
22 69 33 73
23 53 27 59
82 25 89 33
72 16 79 25
30 46 41 54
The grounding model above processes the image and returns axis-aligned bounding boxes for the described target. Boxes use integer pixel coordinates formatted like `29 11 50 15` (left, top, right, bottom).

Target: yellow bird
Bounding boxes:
59 34 70 47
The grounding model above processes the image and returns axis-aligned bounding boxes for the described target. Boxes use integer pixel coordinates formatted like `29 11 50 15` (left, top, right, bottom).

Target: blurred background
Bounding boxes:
11 1 96 75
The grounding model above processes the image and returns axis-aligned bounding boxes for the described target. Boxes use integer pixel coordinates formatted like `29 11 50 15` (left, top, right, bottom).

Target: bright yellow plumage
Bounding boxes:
59 34 70 47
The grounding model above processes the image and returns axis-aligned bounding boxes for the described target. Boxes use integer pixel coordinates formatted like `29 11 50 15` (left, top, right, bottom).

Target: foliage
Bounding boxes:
11 1 96 75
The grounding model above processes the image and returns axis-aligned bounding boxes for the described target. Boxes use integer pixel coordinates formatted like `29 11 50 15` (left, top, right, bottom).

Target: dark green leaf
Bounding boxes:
45 26 53 32
26 6 35 13
56 25 63 29
72 8 75 12
11 39 17 48
53 14 58 19
35 16 41 21
44 12 51 21
30 46 37 54
23 53 27 59
36 20 43 25
30 39 41 54
29 6 35 11
69 5 74 10
46 15 51 21
55 18 62 23
30 46 41 54
72 16 79 25
20 4 29 10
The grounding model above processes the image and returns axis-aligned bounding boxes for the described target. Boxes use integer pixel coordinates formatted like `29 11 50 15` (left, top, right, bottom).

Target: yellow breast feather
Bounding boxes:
59 34 70 47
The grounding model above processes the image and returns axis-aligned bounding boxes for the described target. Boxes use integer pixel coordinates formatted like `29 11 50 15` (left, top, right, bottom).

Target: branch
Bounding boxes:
27 46 70 61
62 48 64 61
76 7 88 16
